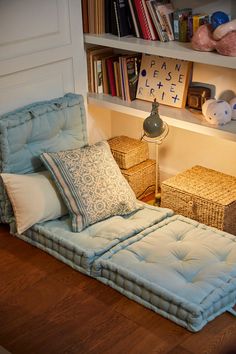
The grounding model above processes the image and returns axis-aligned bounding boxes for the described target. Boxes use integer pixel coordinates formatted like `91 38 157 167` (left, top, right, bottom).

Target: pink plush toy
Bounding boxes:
191 25 216 52
191 19 236 56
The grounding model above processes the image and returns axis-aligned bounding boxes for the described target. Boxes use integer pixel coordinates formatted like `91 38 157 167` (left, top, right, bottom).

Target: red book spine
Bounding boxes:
133 0 152 40
106 57 117 96
143 0 158 40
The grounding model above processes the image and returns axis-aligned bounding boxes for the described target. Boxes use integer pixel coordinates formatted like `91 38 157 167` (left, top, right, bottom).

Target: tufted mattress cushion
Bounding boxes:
0 93 87 223
11 204 173 275
92 215 236 332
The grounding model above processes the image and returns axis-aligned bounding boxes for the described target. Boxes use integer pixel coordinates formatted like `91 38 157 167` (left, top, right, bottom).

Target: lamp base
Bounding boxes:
142 191 161 207
154 192 161 207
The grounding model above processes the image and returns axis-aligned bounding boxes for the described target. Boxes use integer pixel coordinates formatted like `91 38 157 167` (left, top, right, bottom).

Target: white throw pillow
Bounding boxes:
1 171 67 234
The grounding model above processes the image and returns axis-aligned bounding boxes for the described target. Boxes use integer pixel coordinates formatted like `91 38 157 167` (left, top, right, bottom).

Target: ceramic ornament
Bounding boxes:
202 99 232 126
211 11 230 30
229 97 236 120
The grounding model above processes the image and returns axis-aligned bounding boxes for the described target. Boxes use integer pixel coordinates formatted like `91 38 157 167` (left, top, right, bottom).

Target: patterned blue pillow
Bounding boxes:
41 141 140 232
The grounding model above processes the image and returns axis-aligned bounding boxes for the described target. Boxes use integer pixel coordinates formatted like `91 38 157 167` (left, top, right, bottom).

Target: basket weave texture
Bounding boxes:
121 159 156 199
108 136 149 169
161 165 236 235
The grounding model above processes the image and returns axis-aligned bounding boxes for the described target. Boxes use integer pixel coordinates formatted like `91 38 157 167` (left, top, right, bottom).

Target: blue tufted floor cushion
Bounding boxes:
14 204 173 275
0 93 88 223
92 215 236 332
2 94 236 332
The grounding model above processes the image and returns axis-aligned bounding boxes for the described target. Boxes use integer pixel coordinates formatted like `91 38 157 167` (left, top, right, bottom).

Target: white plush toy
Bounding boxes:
229 97 236 120
202 99 232 125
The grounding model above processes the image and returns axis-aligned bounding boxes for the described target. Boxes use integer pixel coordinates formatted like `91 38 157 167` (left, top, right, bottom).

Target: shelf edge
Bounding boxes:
87 93 236 142
84 34 236 70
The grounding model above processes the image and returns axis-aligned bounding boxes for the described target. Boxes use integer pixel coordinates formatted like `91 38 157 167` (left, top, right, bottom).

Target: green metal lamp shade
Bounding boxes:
143 99 164 138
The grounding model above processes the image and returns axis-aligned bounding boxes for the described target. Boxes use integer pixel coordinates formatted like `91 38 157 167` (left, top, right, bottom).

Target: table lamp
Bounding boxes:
142 99 169 205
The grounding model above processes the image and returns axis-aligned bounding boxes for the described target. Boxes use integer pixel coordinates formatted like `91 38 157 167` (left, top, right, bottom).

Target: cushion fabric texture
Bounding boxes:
15 204 173 274
1 171 67 234
0 93 87 223
41 141 141 232
92 215 236 332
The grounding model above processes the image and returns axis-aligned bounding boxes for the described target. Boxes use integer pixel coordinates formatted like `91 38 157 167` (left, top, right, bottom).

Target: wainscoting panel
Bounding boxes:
0 0 70 61
0 0 87 114
0 59 74 114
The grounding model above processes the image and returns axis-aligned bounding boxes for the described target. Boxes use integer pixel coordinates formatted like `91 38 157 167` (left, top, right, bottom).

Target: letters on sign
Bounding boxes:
136 54 192 108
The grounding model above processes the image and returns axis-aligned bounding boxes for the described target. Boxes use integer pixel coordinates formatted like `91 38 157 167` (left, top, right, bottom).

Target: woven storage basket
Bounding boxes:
161 165 236 235
108 136 149 169
121 159 156 199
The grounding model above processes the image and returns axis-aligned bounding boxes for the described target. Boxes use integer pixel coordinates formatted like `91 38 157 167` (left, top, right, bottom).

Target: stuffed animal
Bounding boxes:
202 99 232 125
191 16 236 56
229 97 236 120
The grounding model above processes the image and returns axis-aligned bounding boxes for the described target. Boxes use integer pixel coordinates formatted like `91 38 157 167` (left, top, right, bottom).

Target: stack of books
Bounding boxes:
82 0 105 34
82 0 212 43
87 47 141 102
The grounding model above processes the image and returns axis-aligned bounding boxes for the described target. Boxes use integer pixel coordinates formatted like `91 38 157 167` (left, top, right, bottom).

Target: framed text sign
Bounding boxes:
136 54 192 108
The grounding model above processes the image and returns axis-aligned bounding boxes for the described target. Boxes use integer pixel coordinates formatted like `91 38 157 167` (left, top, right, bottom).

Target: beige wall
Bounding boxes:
87 105 112 144
88 63 236 181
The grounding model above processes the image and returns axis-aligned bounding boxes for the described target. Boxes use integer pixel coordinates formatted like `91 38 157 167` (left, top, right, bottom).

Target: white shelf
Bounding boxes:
88 93 236 142
84 34 236 69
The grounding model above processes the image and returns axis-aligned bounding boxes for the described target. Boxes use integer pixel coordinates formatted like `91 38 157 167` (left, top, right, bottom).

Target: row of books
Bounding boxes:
82 0 105 34
87 47 141 102
82 0 212 43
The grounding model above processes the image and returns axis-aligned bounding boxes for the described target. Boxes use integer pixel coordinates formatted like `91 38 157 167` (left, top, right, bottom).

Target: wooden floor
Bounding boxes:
1 224 236 354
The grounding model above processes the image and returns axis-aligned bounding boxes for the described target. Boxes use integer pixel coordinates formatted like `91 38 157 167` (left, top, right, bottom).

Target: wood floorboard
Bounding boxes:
1 224 236 354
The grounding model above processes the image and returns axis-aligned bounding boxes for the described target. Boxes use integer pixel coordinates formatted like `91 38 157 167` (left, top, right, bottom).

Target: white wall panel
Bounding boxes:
0 0 87 114
0 0 71 60
0 59 74 114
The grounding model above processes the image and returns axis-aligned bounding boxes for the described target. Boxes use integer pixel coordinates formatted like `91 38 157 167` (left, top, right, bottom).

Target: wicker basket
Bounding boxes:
108 136 149 169
161 165 236 235
121 159 156 199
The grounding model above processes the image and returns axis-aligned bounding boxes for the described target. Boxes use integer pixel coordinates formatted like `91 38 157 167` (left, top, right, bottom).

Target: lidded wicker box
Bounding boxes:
121 159 156 199
108 136 149 169
161 165 236 235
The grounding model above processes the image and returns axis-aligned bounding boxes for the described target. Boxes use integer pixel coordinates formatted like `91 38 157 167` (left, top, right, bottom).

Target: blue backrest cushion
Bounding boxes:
0 93 88 223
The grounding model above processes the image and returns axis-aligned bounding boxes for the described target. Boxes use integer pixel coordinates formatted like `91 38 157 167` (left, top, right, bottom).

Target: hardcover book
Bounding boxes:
112 0 133 37
133 0 153 40
151 1 169 41
87 47 113 92
128 0 141 38
105 0 112 33
101 57 110 94
192 13 209 34
156 2 174 41
106 56 120 96
88 0 95 33
142 0 158 40
94 59 103 94
82 0 89 33
113 61 122 97
173 8 192 42
146 0 164 41
121 54 141 101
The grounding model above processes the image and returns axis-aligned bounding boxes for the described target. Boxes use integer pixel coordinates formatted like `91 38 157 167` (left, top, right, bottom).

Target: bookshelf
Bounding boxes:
84 0 236 143
84 33 236 70
88 93 236 142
